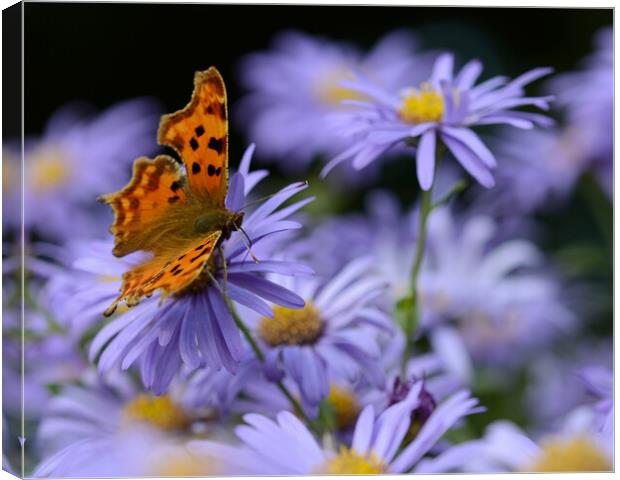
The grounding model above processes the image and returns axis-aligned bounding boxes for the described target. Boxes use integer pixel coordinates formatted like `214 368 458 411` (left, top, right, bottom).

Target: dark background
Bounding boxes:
21 3 612 148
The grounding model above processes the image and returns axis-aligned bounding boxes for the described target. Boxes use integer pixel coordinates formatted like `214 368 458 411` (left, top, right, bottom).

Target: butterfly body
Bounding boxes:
100 67 240 316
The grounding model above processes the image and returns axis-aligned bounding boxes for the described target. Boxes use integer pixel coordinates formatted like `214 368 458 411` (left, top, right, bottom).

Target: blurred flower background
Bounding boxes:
3 4 613 476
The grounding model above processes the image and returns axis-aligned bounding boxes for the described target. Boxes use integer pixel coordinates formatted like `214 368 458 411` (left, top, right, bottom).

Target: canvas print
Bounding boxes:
2 3 613 477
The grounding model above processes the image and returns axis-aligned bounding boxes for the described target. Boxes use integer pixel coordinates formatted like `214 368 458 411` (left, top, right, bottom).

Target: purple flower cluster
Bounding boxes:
7 22 612 478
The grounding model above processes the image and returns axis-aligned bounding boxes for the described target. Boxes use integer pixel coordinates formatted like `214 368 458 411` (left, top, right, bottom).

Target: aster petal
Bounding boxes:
208 288 243 360
227 260 314 277
441 133 495 188
226 283 274 318
332 341 384 387
351 405 376 454
414 441 487 473
314 256 375 308
352 143 391 170
416 129 436 190
238 143 256 176
228 273 305 308
430 53 454 84
321 142 367 177
390 390 482 472
179 301 203 369
226 172 246 212
455 59 483 90
430 326 474 384
441 127 496 168
339 77 401 110
372 401 414 462
276 412 324 466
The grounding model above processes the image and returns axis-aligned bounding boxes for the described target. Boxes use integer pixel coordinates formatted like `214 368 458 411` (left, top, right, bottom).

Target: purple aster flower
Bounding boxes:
34 371 228 477
547 27 612 197
4 99 160 241
189 385 482 474
88 145 313 394
525 339 612 430
236 30 430 181
418 207 575 376
450 417 612 473
242 256 391 416
323 53 554 189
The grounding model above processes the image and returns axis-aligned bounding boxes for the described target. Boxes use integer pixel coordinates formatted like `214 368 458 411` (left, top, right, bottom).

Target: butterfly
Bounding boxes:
99 67 244 316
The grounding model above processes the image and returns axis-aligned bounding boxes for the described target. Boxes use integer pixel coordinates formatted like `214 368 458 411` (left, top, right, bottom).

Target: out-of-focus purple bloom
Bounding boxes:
547 27 613 197
451 416 612 473
189 386 481 474
525 339 612 430
4 99 161 241
34 371 229 477
88 146 313 394
236 30 430 181
578 366 613 435
323 53 554 189
242 256 391 416
473 127 589 216
419 207 575 376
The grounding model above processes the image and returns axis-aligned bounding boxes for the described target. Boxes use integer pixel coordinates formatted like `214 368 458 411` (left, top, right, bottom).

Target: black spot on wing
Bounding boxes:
192 162 201 174
195 126 205 137
190 138 199 151
207 164 216 176
208 137 224 154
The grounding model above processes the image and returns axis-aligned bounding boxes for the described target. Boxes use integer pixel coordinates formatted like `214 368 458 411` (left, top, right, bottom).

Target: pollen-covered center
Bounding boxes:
320 447 385 474
327 385 361 430
30 148 71 191
122 394 189 431
258 303 323 346
399 83 445 124
528 436 610 472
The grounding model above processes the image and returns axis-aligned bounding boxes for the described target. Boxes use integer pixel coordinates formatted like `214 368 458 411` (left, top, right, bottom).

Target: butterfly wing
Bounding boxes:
158 67 228 206
104 230 222 316
98 155 192 257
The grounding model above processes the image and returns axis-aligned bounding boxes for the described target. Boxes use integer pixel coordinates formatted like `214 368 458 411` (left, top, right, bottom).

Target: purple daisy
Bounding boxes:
88 145 314 394
236 30 430 180
452 416 612 473
547 27 612 197
418 207 575 375
4 99 161 242
242 256 391 416
189 385 482 474
323 53 554 189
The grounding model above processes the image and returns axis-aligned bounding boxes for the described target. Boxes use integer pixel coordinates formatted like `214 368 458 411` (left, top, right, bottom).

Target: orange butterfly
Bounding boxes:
99 67 243 316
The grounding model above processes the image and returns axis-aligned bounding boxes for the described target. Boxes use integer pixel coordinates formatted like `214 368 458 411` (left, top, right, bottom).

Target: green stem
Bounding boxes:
226 297 312 426
401 186 433 377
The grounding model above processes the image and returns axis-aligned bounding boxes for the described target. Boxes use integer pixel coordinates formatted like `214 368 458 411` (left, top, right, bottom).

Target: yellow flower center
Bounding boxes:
314 68 366 106
327 385 361 430
258 303 323 347
399 83 445 124
321 447 385 474
30 148 71 191
150 450 216 476
122 394 189 431
528 436 611 472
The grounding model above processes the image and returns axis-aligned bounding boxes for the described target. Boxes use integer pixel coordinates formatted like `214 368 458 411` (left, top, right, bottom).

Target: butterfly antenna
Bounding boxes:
239 180 309 211
238 226 259 264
